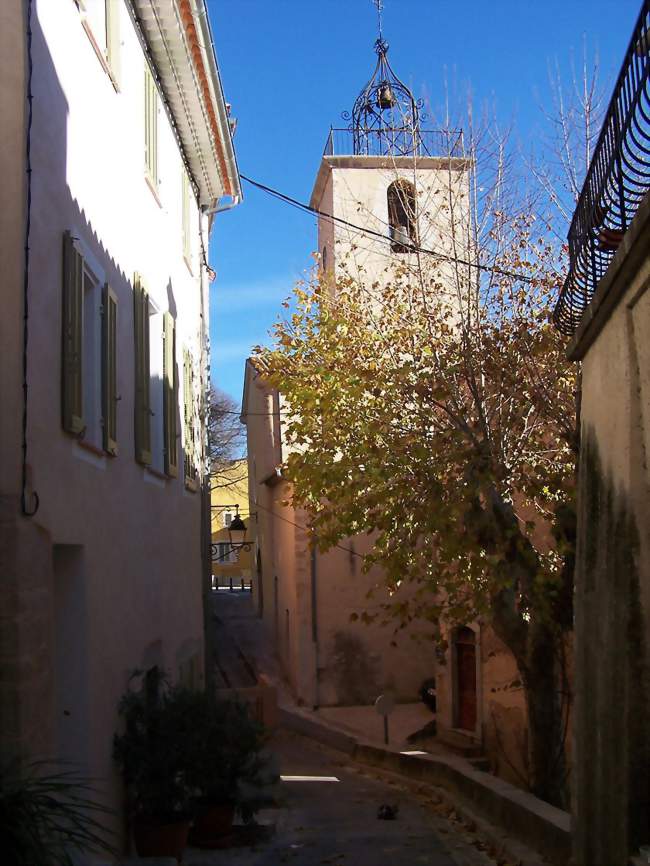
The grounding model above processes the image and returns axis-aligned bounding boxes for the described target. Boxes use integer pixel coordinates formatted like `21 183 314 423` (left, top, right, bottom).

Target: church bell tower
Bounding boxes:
310 7 469 289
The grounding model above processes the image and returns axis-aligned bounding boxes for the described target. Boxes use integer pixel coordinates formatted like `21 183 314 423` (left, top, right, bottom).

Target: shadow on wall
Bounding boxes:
329 631 380 705
485 702 529 790
573 426 649 865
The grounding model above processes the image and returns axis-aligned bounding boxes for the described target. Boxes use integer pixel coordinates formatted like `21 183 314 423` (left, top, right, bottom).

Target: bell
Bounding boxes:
377 83 395 109
392 225 411 249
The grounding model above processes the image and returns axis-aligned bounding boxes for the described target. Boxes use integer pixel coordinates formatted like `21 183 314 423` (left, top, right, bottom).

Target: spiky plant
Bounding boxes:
0 759 116 866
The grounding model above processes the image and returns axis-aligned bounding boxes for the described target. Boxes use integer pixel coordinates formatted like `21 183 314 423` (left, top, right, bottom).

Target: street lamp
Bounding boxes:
210 504 253 561
227 508 249 552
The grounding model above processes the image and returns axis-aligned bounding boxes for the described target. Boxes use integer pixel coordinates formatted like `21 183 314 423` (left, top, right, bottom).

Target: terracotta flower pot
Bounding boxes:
192 801 235 843
133 814 191 862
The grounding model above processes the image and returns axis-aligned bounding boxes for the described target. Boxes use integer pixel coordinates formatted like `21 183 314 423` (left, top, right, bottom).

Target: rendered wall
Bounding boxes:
312 155 471 295
0 0 209 846
570 195 650 866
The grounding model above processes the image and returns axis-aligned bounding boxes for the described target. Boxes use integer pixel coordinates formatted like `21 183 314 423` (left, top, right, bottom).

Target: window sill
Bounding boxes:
77 438 106 458
72 438 106 470
145 173 162 208
143 466 166 488
146 465 168 482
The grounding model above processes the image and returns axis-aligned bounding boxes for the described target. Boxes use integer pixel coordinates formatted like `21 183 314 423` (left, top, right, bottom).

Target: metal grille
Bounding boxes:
324 127 464 158
553 0 650 335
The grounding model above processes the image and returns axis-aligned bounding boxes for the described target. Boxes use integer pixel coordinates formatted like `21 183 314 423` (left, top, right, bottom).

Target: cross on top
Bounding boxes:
373 0 384 38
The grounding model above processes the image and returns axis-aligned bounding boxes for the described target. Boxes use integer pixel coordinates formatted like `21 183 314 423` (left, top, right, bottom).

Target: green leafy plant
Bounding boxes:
114 669 276 826
113 667 193 821
0 758 116 866
179 690 276 823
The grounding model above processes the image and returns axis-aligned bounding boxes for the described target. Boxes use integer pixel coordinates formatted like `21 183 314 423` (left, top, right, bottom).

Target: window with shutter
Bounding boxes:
102 283 118 455
133 274 151 465
82 265 102 448
62 232 84 434
81 0 107 54
106 0 121 88
144 64 158 187
183 349 198 487
163 312 178 477
182 170 191 264
149 305 165 473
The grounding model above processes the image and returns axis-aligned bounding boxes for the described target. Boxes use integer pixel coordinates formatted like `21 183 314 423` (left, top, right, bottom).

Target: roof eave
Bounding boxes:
128 0 242 209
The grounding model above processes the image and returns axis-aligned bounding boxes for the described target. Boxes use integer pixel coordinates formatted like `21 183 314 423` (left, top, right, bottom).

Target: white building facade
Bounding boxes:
0 0 240 843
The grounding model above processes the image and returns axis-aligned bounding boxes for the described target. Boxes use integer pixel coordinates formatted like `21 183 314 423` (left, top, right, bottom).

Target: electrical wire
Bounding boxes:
240 173 538 284
21 0 39 517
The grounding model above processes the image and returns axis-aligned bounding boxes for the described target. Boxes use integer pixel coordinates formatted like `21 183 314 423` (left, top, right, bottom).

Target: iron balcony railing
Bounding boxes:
553 0 650 336
323 127 464 159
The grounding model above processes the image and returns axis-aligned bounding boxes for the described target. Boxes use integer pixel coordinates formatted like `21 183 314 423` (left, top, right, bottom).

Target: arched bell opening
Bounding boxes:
387 179 417 253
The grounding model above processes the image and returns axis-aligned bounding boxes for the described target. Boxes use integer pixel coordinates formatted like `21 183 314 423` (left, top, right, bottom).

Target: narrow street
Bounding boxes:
185 730 492 866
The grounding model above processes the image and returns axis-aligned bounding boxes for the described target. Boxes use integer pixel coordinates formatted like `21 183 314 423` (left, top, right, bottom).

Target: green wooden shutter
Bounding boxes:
102 283 118 455
163 312 178 477
133 273 151 465
62 231 84 434
183 349 195 482
144 65 157 184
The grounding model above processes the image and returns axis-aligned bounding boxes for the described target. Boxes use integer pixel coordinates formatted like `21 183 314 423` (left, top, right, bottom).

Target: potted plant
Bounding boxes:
0 758 116 866
113 668 193 861
180 691 275 844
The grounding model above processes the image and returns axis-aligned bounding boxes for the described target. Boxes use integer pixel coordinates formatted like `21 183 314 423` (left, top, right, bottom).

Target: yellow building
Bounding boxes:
211 458 255 591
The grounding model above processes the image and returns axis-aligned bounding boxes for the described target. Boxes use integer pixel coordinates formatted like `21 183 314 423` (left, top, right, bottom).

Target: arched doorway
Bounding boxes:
454 627 477 731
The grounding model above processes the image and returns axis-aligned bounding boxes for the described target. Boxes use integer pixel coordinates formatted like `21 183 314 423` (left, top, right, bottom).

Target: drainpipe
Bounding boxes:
199 208 214 691
311 542 320 708
202 195 240 217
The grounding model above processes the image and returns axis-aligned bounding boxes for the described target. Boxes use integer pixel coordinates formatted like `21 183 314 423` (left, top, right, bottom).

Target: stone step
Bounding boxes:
437 726 485 758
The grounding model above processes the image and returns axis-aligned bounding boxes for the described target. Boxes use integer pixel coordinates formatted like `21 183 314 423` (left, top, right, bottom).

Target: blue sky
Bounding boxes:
206 0 640 404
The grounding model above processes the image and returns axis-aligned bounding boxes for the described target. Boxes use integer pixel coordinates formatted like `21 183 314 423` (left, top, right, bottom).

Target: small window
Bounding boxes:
223 511 233 528
82 0 107 55
215 542 237 564
106 1 121 86
77 1 121 87
387 179 417 253
144 64 158 187
61 234 117 451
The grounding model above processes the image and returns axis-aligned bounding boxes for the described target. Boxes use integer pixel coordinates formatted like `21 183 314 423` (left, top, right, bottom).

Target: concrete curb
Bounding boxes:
279 705 570 865
354 743 570 865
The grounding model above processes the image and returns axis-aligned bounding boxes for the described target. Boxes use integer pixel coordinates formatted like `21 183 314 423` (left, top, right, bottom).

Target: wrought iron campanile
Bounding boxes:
322 1 462 159
343 36 423 157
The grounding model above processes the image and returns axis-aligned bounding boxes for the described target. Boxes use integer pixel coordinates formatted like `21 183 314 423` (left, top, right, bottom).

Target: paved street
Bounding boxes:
184 730 489 866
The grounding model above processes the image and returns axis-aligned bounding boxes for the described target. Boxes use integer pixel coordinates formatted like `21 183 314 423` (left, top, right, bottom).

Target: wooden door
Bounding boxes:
455 628 477 731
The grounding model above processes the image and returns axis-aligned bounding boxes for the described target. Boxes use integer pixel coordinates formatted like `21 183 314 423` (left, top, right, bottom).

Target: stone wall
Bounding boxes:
0 498 55 760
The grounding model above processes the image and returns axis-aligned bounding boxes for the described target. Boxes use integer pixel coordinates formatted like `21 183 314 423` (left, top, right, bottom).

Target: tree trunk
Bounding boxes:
523 618 568 808
492 601 568 807
476 490 570 807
